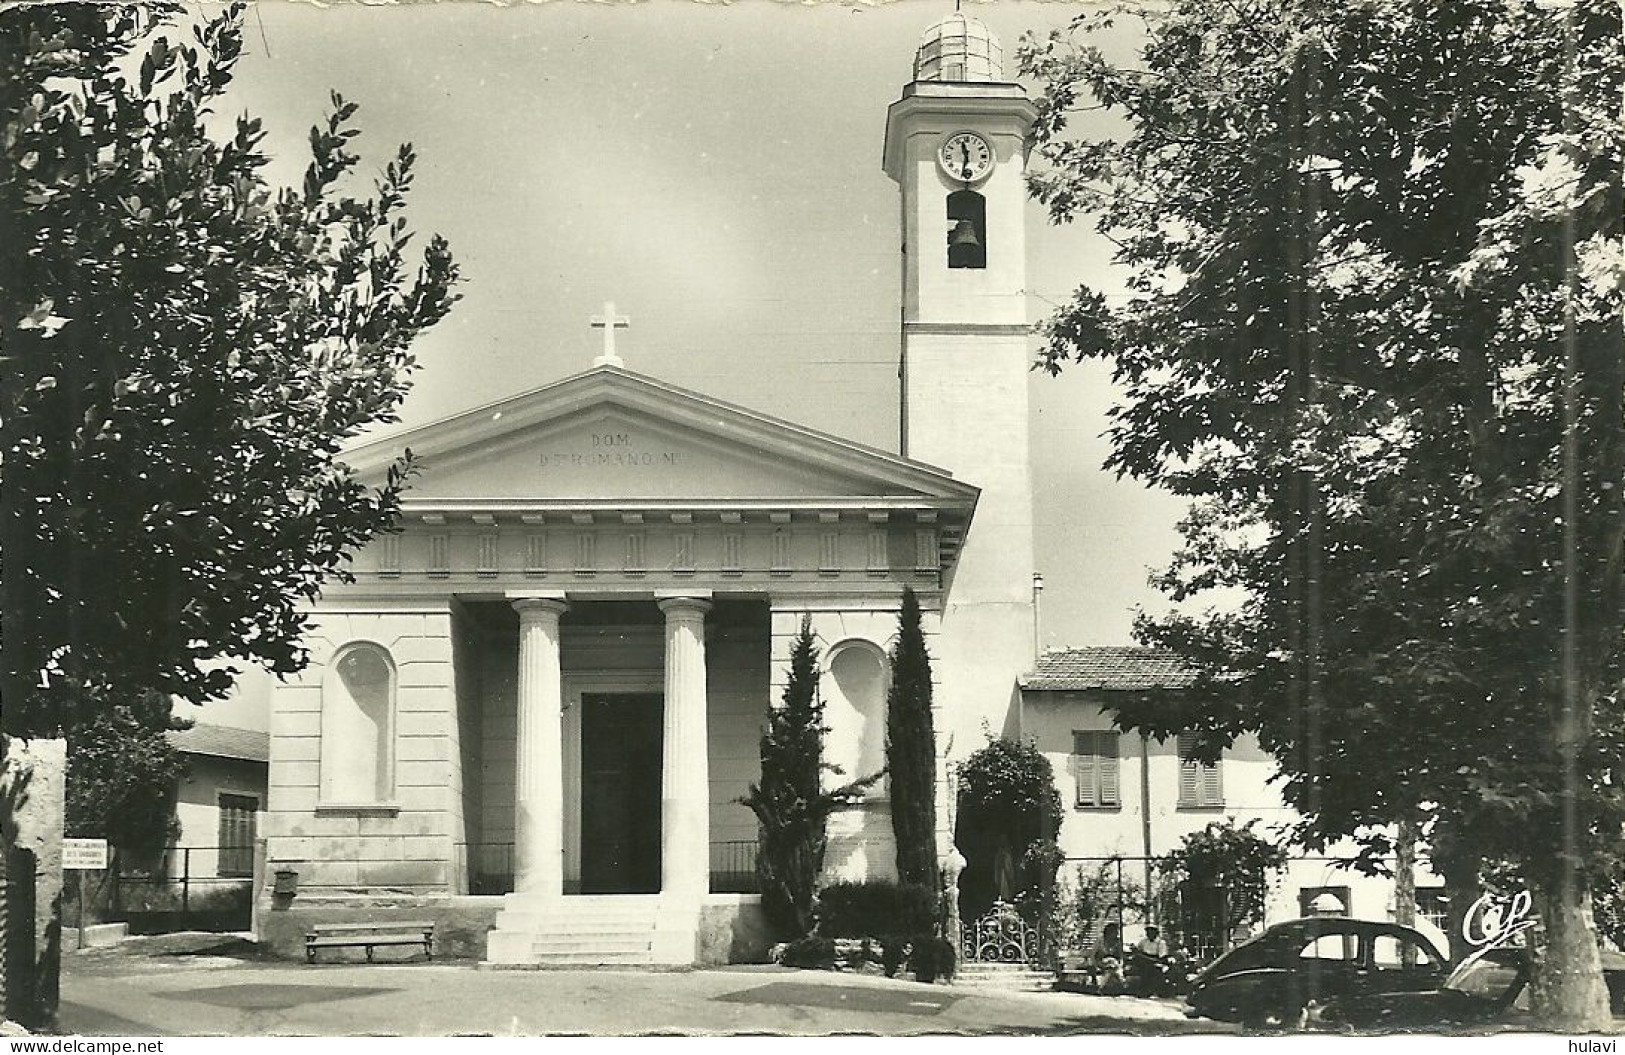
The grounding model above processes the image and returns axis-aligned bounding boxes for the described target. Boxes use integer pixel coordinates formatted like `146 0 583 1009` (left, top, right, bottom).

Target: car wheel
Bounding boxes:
1242 1004 1306 1033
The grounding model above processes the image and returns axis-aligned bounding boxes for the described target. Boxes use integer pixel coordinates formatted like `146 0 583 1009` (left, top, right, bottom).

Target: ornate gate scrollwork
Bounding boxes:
961 901 1040 964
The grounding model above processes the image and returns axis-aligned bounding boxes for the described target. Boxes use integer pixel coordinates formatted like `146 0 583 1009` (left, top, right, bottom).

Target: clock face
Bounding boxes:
939 131 994 183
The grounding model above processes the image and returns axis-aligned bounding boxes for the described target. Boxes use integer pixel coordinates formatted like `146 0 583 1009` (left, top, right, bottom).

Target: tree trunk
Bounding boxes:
1433 843 1478 965
1394 817 1417 967
1394 817 1417 929
1529 871 1612 1031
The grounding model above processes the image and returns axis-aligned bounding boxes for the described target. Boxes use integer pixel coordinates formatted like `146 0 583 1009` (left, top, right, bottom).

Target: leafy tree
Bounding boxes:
1160 819 1288 951
954 735 1062 920
886 586 939 898
741 617 879 938
65 692 188 864
1019 0 1622 1027
0 3 460 737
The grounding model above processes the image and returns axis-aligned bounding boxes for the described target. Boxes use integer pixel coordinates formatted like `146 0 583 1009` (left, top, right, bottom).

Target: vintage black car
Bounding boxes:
1317 945 1625 1030
1185 917 1448 1029
1313 945 1527 1031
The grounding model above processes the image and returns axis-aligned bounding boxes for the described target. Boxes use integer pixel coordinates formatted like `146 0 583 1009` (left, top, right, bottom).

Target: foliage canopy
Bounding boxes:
1 2 460 735
64 691 188 862
1018 0 1622 1026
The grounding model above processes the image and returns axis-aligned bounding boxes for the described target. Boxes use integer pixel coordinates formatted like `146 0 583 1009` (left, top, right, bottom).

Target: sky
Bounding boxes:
216 0 1189 649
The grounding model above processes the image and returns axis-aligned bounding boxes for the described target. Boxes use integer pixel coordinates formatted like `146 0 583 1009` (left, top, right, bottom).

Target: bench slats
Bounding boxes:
309 921 435 934
304 921 436 963
307 936 427 948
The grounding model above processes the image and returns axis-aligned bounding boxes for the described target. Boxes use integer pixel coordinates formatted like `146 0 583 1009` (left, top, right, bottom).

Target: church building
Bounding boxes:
258 15 1043 966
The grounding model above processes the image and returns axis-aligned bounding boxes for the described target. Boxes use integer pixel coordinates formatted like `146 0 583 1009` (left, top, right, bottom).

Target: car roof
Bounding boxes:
1254 917 1446 955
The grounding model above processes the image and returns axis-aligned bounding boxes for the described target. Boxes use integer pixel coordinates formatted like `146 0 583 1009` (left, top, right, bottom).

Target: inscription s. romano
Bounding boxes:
539 432 681 469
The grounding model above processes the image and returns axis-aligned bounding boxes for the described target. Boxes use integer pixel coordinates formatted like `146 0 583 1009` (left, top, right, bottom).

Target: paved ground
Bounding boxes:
58 934 1225 1037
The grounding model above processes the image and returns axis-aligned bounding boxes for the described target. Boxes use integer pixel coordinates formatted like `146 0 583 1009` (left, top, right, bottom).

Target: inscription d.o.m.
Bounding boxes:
539 431 682 470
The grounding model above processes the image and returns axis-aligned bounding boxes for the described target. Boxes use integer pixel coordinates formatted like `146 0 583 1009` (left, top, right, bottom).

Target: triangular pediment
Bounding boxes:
344 366 978 508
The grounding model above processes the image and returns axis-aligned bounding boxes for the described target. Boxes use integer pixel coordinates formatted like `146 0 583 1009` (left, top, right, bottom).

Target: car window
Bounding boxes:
1445 956 1522 1001
1299 932 1359 962
1372 934 1442 970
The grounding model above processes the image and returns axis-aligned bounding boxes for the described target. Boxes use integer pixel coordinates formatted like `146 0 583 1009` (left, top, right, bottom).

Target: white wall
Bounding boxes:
264 605 457 892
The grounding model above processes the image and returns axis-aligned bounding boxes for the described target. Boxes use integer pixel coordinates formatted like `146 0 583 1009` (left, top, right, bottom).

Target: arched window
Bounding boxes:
826 641 888 794
321 642 395 804
947 189 986 269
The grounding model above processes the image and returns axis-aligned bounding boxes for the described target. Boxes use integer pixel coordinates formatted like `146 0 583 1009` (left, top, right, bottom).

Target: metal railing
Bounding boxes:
454 839 760 895
67 846 253 934
709 839 760 894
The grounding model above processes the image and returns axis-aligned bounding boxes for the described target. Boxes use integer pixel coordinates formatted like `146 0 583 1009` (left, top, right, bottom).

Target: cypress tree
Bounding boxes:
887 586 939 897
741 616 879 938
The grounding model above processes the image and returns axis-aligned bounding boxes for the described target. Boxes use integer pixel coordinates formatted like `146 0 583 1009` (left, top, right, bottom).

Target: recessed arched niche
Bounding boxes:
825 640 889 796
320 641 396 806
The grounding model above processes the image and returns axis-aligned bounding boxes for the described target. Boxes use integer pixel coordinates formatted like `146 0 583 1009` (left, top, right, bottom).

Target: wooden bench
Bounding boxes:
305 921 435 963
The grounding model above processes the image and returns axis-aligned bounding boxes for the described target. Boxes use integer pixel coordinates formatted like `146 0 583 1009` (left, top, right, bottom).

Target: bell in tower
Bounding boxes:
946 189 987 269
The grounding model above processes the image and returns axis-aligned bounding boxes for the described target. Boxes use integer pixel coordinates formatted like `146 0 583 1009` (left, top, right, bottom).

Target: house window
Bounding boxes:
320 642 396 805
1071 730 1121 808
1416 885 1450 934
1177 732 1224 808
217 794 257 878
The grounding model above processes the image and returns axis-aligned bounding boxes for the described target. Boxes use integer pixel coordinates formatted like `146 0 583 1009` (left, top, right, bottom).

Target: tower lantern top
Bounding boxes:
912 13 1005 83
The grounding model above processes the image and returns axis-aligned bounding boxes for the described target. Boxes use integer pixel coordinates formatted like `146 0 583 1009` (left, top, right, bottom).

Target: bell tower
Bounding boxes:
883 17 1039 757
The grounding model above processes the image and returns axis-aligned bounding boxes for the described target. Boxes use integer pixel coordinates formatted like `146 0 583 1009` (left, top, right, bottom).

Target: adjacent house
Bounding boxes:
1021 647 1449 955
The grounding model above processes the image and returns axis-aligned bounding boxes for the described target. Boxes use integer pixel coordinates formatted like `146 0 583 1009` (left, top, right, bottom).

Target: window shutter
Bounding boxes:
1202 755 1224 806
1099 732 1121 806
1177 733 1200 806
217 794 257 877
1072 731 1096 806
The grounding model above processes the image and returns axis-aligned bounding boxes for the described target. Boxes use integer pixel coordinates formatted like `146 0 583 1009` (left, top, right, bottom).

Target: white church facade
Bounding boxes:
250 15 1425 967
257 15 1041 965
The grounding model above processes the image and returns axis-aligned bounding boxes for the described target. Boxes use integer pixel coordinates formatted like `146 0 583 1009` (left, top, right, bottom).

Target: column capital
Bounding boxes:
510 591 568 618
656 593 712 618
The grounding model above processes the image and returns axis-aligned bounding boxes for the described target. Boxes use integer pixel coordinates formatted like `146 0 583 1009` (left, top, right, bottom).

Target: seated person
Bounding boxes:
1134 925 1170 960
1093 922 1126 994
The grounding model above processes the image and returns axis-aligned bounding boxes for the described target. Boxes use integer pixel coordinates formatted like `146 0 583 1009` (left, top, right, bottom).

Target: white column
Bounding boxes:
511 593 568 897
656 593 712 901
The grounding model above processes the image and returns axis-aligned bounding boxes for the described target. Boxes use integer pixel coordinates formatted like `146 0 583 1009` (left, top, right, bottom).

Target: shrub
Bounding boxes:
781 935 837 970
908 934 958 984
955 736 1064 923
881 935 909 978
887 587 939 895
815 880 935 938
742 617 881 939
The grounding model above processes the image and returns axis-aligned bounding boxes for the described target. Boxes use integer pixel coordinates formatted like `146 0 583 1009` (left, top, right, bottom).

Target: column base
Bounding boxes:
650 897 705 965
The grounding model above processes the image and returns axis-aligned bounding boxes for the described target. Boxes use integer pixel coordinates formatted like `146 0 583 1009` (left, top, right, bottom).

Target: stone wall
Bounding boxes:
1 737 66 1027
257 893 771 966
265 606 456 895
697 897 771 966
258 894 502 961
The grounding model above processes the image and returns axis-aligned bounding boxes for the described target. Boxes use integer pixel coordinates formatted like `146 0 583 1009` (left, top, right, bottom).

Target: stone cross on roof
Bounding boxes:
590 301 630 368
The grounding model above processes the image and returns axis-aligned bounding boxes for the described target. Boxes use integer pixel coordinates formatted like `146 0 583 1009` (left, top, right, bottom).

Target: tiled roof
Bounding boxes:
1021 646 1201 692
167 723 270 763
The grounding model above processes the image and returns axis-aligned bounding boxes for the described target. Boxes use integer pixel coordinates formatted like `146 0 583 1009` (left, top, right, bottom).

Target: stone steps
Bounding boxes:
486 893 672 967
955 963 1056 992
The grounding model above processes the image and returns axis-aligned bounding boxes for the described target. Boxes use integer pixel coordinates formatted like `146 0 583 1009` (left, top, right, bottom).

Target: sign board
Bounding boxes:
62 838 108 870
